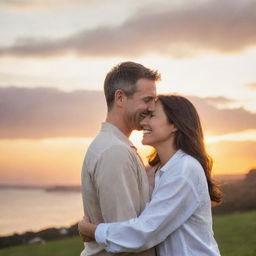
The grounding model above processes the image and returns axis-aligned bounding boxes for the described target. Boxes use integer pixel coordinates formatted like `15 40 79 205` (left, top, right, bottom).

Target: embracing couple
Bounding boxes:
78 62 222 256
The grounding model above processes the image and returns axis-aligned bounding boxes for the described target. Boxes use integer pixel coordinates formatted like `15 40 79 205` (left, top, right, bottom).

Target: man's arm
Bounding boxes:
94 145 143 222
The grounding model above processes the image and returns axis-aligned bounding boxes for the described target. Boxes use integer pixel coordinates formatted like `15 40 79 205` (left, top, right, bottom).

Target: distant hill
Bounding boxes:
0 184 81 193
45 185 81 193
213 174 246 183
213 169 256 214
0 184 46 190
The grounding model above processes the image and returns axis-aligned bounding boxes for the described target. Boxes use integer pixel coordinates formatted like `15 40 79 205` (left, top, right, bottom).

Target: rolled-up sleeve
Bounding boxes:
95 175 200 253
95 222 110 244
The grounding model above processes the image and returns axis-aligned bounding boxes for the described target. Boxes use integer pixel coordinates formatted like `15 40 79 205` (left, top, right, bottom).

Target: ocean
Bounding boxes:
0 187 84 236
0 174 245 236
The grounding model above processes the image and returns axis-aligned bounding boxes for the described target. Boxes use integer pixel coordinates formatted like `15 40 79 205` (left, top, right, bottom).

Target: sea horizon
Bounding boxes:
0 173 247 189
0 173 248 237
0 187 83 237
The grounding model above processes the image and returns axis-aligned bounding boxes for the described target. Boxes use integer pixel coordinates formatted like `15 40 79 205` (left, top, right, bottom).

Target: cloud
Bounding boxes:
203 96 236 105
188 95 256 135
0 0 256 58
0 87 106 139
246 82 256 89
0 87 256 139
0 0 101 10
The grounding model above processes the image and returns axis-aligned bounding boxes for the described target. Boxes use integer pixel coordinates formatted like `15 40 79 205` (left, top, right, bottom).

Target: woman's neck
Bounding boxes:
155 141 177 167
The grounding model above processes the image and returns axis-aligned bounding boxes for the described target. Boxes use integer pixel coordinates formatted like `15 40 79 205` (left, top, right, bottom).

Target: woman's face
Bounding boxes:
140 101 177 147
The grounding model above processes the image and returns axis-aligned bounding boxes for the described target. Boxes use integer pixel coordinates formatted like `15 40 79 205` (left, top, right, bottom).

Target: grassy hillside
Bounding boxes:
213 211 256 256
0 211 255 256
0 237 83 256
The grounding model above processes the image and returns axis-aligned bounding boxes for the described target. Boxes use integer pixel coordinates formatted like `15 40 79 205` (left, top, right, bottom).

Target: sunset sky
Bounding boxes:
0 0 256 185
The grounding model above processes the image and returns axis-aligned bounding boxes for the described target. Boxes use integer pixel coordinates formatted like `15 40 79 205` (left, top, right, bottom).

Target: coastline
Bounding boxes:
0 184 81 193
1 172 254 249
0 223 79 249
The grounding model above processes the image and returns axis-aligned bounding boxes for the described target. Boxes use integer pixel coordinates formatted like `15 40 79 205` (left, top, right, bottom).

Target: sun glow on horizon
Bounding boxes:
130 130 256 175
0 129 255 185
205 129 256 143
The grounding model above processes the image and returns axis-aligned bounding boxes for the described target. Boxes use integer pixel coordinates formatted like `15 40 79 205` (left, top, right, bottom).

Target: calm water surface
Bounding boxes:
0 188 83 236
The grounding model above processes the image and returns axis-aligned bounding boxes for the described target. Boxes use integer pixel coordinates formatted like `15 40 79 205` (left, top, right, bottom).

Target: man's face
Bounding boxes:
124 78 157 131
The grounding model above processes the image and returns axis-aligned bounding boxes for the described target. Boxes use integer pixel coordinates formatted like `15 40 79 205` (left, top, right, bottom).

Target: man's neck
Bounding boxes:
106 113 131 137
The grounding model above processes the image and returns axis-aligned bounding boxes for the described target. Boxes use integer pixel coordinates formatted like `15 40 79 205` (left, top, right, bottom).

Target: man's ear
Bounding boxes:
115 89 126 107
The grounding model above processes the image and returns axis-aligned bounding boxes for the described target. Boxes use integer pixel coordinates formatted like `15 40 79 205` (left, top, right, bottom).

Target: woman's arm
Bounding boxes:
78 217 97 240
92 174 200 253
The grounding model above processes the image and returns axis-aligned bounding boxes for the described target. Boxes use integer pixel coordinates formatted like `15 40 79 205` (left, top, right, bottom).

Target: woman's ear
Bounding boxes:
171 124 178 134
115 89 126 107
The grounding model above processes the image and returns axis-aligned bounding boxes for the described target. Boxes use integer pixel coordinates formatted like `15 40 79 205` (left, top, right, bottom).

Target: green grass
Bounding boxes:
213 211 256 256
0 237 83 256
1 211 255 256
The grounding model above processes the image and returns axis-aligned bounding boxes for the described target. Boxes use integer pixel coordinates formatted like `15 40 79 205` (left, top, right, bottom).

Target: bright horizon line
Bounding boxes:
0 129 255 142
0 172 248 187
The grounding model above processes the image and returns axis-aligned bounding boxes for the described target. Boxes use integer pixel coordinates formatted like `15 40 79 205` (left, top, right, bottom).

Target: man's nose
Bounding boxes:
147 100 156 111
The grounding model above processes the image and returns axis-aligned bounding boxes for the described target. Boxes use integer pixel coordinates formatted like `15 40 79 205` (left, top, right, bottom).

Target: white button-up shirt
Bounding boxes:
95 150 221 256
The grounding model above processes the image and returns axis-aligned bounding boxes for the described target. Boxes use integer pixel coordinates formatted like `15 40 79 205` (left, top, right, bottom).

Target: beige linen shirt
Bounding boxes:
80 122 155 256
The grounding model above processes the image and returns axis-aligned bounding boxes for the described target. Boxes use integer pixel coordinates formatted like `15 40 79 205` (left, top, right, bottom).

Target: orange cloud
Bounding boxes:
0 87 256 138
0 0 100 10
0 87 106 139
246 82 256 89
188 96 256 135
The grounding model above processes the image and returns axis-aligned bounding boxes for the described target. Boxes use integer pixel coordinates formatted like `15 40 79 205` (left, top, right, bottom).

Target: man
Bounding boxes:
80 61 161 256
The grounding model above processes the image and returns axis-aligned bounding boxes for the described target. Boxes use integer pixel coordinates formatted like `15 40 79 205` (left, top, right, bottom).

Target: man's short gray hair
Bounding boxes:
104 61 161 110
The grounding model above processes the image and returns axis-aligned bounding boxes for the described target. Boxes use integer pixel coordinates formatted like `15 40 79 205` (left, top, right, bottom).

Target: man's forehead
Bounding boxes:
136 86 156 92
135 84 156 94
136 78 156 88
135 91 156 100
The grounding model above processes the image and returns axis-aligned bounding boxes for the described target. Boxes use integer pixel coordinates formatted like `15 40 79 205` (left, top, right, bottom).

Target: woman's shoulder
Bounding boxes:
179 152 205 181
183 153 202 169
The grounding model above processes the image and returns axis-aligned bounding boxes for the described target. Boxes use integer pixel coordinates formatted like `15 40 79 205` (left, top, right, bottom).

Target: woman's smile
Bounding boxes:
142 128 152 135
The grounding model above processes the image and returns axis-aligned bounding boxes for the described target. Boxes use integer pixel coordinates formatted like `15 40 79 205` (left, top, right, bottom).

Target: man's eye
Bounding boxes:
144 97 153 103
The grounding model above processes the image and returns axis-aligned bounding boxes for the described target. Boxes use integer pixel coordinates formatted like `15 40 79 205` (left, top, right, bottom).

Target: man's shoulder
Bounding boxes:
86 132 133 160
100 144 135 161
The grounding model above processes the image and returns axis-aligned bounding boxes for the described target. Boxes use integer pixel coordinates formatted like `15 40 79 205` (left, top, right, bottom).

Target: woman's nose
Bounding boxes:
140 115 150 126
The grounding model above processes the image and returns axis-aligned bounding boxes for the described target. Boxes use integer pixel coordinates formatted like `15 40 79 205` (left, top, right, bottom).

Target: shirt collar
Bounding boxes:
100 122 136 149
160 149 185 173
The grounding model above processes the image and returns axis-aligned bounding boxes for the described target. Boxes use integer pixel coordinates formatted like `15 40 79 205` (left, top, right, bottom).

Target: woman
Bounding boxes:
79 95 222 256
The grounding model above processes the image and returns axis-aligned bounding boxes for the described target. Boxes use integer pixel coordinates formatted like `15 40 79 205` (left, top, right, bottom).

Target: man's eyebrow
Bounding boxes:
143 96 154 101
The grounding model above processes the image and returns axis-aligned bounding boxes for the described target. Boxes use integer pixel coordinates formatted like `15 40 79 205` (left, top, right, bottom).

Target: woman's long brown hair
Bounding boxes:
148 95 222 204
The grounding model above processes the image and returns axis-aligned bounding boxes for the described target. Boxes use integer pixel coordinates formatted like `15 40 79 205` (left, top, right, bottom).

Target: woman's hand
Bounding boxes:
78 220 94 242
78 216 98 242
